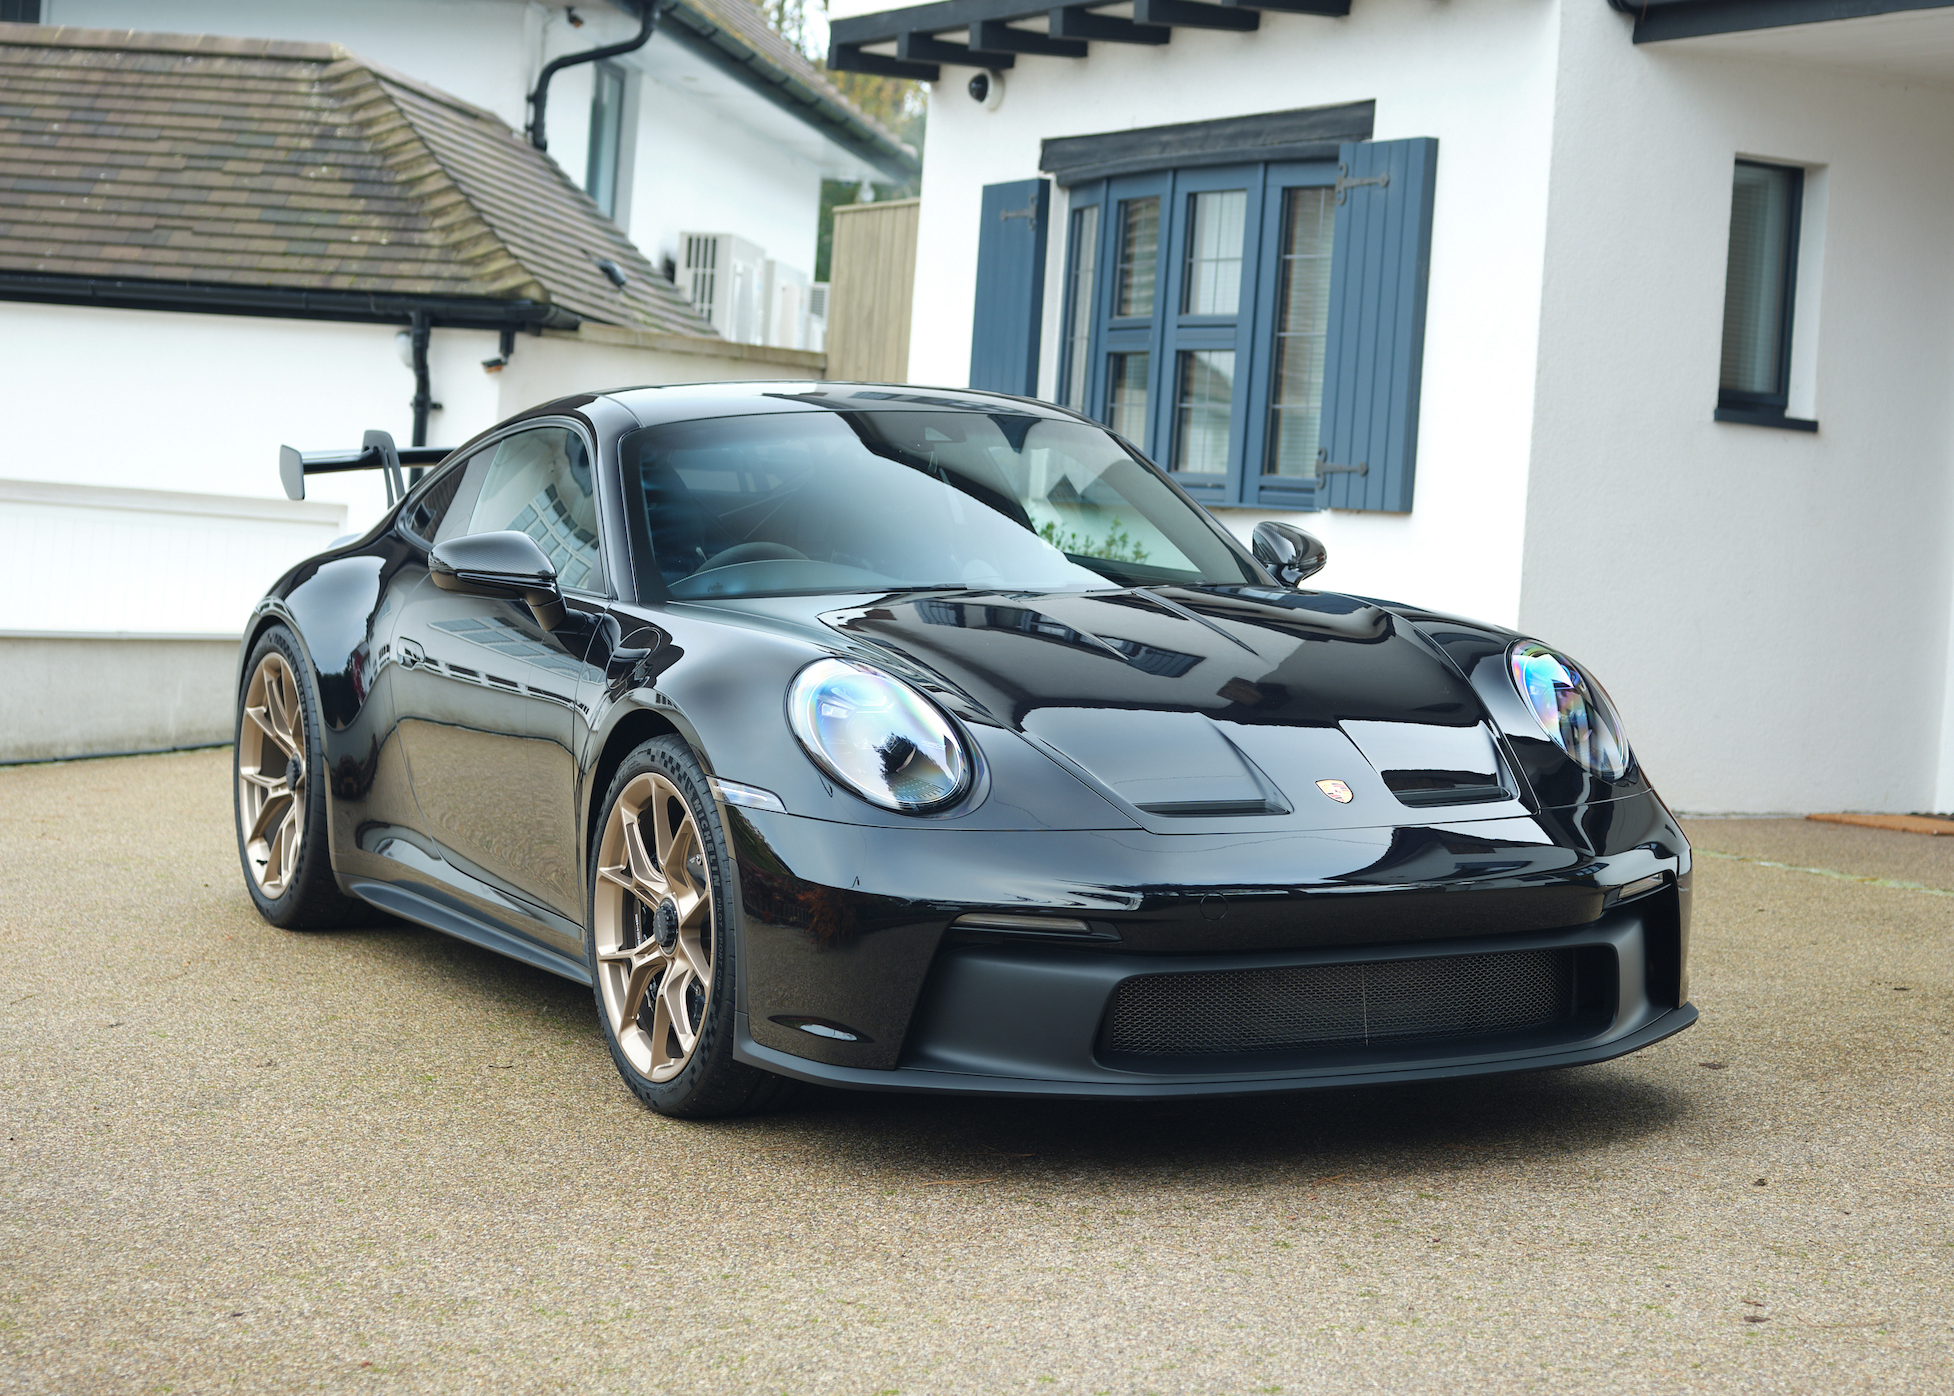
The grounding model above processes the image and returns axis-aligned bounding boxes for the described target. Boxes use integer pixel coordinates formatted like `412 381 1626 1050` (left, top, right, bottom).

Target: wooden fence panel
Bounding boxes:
827 198 919 382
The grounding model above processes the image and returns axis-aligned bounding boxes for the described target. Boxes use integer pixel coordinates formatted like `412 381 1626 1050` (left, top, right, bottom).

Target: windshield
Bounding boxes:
619 410 1257 600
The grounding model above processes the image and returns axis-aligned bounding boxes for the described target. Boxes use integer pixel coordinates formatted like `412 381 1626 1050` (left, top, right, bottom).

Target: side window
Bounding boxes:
455 426 607 593
401 458 468 541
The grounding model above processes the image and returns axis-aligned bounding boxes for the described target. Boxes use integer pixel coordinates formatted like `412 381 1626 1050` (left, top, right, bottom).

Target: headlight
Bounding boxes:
1508 642 1632 779
787 658 973 812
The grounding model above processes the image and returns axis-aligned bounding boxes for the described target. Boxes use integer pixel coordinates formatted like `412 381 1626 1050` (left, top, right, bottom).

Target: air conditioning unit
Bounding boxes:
682 232 765 342
807 281 828 354
761 260 811 351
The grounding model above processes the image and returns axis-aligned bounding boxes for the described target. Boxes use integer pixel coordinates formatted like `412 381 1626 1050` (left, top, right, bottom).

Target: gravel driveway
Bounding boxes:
2 749 1948 1393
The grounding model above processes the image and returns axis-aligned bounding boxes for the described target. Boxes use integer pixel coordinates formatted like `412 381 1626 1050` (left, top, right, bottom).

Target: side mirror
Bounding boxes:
1251 521 1327 588
430 531 566 630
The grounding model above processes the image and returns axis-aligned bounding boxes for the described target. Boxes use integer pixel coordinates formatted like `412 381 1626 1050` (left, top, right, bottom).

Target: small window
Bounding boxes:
1060 204 1099 413
586 63 626 219
1114 197 1159 318
1182 190 1246 316
1265 186 1334 481
1716 160 1812 430
1172 350 1234 474
1108 351 1150 441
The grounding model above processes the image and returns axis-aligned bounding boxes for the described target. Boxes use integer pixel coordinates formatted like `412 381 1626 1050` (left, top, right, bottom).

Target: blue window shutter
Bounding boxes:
969 178 1052 395
1319 138 1437 512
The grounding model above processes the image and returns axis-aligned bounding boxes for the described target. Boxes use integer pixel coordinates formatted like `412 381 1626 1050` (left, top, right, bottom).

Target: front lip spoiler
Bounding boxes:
733 1004 1699 1100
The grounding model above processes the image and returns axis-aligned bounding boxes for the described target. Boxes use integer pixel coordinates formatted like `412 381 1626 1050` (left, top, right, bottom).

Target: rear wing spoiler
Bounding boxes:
279 430 449 505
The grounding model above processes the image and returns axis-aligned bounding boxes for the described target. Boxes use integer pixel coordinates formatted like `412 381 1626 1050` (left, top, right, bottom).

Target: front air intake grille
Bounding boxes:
1103 948 1579 1058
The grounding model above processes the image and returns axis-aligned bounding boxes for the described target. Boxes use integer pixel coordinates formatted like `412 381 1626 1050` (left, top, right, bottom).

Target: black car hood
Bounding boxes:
822 587 1524 825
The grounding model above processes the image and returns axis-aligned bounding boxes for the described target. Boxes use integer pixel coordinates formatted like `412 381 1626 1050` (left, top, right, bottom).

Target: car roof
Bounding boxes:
585 381 1087 430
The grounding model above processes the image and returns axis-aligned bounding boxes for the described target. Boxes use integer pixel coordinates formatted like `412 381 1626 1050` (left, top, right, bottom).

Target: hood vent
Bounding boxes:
1021 708 1293 817
1340 720 1511 807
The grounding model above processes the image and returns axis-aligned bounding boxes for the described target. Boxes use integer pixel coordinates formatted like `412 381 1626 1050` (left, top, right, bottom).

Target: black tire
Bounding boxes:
588 735 799 1118
233 625 364 930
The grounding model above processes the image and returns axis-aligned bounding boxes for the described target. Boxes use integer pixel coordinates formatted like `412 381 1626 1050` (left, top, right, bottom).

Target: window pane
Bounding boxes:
1173 350 1234 474
1265 186 1335 478
1115 197 1159 317
1108 352 1150 440
586 64 625 218
1063 204 1099 413
468 428 604 592
1720 162 1797 399
1182 189 1246 315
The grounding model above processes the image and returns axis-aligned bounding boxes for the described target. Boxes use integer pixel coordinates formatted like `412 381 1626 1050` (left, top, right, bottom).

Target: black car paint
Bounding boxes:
241 382 1694 1098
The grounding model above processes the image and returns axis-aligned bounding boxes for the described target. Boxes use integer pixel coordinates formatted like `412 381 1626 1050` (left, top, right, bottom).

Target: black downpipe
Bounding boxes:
527 2 658 151
409 309 434 482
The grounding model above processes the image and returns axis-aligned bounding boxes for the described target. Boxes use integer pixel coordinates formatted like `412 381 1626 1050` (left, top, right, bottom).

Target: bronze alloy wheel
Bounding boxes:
237 649 308 898
594 771 717 1082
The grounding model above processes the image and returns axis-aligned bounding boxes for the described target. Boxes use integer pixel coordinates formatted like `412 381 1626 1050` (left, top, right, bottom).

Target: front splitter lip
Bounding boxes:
733 1003 1698 1100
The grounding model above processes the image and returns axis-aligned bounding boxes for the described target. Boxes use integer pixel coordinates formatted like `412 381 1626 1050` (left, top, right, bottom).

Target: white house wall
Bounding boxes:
1524 4 1954 813
904 0 1562 630
627 68 825 285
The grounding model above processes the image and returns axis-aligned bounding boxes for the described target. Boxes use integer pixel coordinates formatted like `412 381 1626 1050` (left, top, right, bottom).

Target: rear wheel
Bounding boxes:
234 626 362 928
590 736 797 1117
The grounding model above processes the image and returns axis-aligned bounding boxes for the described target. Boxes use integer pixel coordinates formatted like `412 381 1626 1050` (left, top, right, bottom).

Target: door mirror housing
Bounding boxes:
430 531 566 630
1251 521 1328 588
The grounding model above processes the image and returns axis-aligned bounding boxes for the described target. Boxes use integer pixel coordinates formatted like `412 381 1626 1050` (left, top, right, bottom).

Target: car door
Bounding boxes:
389 422 609 949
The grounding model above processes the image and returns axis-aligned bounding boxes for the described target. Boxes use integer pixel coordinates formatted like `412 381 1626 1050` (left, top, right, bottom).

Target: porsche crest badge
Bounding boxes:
1316 779 1354 804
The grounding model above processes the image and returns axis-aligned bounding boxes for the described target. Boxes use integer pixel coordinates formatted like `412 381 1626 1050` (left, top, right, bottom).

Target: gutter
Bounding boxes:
0 271 582 331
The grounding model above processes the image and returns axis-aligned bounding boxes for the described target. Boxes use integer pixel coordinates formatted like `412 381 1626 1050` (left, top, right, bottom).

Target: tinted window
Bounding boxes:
402 459 468 541
458 426 605 593
621 410 1256 600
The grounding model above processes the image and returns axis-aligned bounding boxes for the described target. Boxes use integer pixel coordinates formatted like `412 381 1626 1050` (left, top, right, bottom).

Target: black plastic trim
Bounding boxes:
734 1004 1698 1098
349 880 594 985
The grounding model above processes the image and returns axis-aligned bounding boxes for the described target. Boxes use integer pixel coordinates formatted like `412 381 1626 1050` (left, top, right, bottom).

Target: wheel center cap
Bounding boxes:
652 898 680 951
285 755 304 790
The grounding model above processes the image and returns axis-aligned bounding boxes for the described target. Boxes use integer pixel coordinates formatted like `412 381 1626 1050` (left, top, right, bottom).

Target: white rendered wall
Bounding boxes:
905 0 1562 630
627 72 825 286
0 302 822 543
1523 6 1954 813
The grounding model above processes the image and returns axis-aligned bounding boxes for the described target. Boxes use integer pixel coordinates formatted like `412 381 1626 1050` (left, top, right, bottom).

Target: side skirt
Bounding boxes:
348 879 594 986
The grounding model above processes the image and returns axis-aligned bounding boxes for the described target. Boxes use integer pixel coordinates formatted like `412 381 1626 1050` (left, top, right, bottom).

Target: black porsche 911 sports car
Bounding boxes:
237 382 1694 1117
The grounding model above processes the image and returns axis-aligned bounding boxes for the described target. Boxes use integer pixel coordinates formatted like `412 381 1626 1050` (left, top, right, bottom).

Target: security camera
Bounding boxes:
967 69 1004 111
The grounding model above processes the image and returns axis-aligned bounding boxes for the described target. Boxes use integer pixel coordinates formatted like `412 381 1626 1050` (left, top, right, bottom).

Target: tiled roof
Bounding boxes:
0 23 717 334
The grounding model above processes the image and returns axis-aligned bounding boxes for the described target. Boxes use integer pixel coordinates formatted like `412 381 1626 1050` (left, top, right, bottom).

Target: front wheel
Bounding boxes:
589 736 798 1118
234 625 362 928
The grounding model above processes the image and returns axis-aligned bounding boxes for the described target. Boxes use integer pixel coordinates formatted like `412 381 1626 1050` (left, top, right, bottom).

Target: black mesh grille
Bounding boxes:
1103 948 1578 1057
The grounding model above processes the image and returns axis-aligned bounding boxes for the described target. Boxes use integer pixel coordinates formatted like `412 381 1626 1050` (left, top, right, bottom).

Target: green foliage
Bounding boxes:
1038 517 1150 564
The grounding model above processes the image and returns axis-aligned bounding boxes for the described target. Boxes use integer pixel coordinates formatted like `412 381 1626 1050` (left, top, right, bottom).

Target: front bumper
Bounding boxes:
724 790 1693 1097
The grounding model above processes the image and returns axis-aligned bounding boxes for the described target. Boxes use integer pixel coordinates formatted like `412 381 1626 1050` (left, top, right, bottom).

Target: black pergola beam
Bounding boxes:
971 18 1090 54
829 40 940 78
1049 7 1172 42
898 31 1018 65
1221 0 1350 12
1132 0 1260 29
